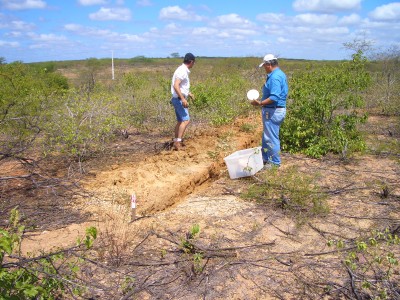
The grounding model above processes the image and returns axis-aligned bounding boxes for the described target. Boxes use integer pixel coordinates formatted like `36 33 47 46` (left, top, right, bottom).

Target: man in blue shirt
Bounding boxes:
251 54 288 167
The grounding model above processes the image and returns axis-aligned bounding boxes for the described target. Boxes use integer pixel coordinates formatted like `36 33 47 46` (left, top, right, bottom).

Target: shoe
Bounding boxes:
173 141 182 151
262 163 272 170
262 162 279 170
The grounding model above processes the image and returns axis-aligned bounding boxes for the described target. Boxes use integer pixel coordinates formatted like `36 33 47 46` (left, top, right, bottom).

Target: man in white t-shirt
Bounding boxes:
170 53 195 151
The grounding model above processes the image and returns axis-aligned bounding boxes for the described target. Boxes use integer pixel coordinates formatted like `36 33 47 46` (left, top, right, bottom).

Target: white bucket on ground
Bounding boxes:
223 146 263 179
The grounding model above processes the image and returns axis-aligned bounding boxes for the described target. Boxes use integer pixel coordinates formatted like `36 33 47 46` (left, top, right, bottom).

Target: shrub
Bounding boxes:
0 208 97 299
44 86 126 163
282 51 371 158
327 228 399 299
242 166 329 224
0 62 68 160
191 73 249 125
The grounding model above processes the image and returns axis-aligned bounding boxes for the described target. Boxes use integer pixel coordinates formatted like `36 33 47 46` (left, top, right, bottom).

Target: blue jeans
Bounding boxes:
171 97 190 122
261 107 286 166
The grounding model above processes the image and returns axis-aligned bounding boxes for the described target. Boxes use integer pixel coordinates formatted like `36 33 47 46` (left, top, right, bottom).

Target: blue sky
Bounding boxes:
0 0 400 62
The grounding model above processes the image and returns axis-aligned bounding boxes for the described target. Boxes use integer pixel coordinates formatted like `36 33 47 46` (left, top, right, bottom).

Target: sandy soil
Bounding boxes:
3 113 400 299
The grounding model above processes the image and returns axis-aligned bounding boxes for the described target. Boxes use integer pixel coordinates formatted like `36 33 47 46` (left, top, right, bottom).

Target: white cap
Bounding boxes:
259 54 277 67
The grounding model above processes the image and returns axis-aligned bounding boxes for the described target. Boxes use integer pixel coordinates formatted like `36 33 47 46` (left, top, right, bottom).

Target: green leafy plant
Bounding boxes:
180 224 204 274
191 73 249 126
282 51 371 158
0 208 97 299
0 62 68 161
44 86 126 164
181 224 200 253
242 166 329 224
327 228 399 299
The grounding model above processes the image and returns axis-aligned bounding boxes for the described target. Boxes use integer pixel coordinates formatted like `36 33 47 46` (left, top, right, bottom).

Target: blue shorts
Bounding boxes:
171 97 190 122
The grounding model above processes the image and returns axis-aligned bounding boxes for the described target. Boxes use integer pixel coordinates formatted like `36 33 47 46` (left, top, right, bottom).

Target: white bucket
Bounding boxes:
223 146 263 179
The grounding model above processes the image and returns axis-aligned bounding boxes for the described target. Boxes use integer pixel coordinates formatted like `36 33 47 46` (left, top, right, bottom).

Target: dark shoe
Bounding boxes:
262 162 279 170
173 141 182 151
262 163 272 170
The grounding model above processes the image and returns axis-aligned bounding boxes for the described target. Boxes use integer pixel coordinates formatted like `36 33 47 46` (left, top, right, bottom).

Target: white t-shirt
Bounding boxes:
171 63 190 98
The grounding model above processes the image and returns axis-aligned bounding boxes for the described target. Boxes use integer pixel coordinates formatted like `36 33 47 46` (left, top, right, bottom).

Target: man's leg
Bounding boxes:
262 108 286 166
174 120 189 150
171 97 190 151
263 122 281 165
176 121 189 138
261 108 273 164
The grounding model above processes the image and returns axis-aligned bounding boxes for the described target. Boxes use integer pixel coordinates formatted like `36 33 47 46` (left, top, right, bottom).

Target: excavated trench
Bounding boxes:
82 117 262 216
19 116 262 254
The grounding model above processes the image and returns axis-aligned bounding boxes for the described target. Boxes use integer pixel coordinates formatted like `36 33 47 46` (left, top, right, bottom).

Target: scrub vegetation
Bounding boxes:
0 42 399 299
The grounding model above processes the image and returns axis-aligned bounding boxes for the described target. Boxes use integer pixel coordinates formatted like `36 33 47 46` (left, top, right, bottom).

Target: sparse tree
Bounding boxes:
84 57 102 90
343 32 375 58
370 45 400 114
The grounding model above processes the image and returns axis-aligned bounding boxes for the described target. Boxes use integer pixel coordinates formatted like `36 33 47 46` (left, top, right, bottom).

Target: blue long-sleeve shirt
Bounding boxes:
262 68 288 107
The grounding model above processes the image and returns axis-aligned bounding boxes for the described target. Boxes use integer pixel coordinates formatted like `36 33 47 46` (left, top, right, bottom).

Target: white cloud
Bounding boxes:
252 40 269 47
339 13 361 25
29 43 50 49
27 32 67 42
293 0 361 13
195 14 258 43
263 24 285 36
64 23 146 43
65 23 114 37
192 27 218 36
294 13 337 25
0 20 35 30
0 40 19 47
2 0 46 10
64 23 82 31
256 13 285 23
12 20 32 30
89 7 131 21
215 14 255 28
277 37 290 43
6 31 22 37
216 31 230 38
369 3 400 21
119 33 145 42
19 31 72 51
78 0 107 6
230 28 258 36
159 6 202 21
316 26 349 35
290 26 313 34
165 22 179 31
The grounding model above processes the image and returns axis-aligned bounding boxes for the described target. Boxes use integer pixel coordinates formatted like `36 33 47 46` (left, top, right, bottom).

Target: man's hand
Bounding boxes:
182 99 189 108
188 93 195 100
250 100 261 106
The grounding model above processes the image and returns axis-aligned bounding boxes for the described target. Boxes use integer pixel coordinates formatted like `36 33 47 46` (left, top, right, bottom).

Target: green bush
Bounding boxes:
327 228 399 299
282 51 371 158
242 166 329 224
0 62 68 160
191 73 249 125
44 86 127 162
0 209 97 299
